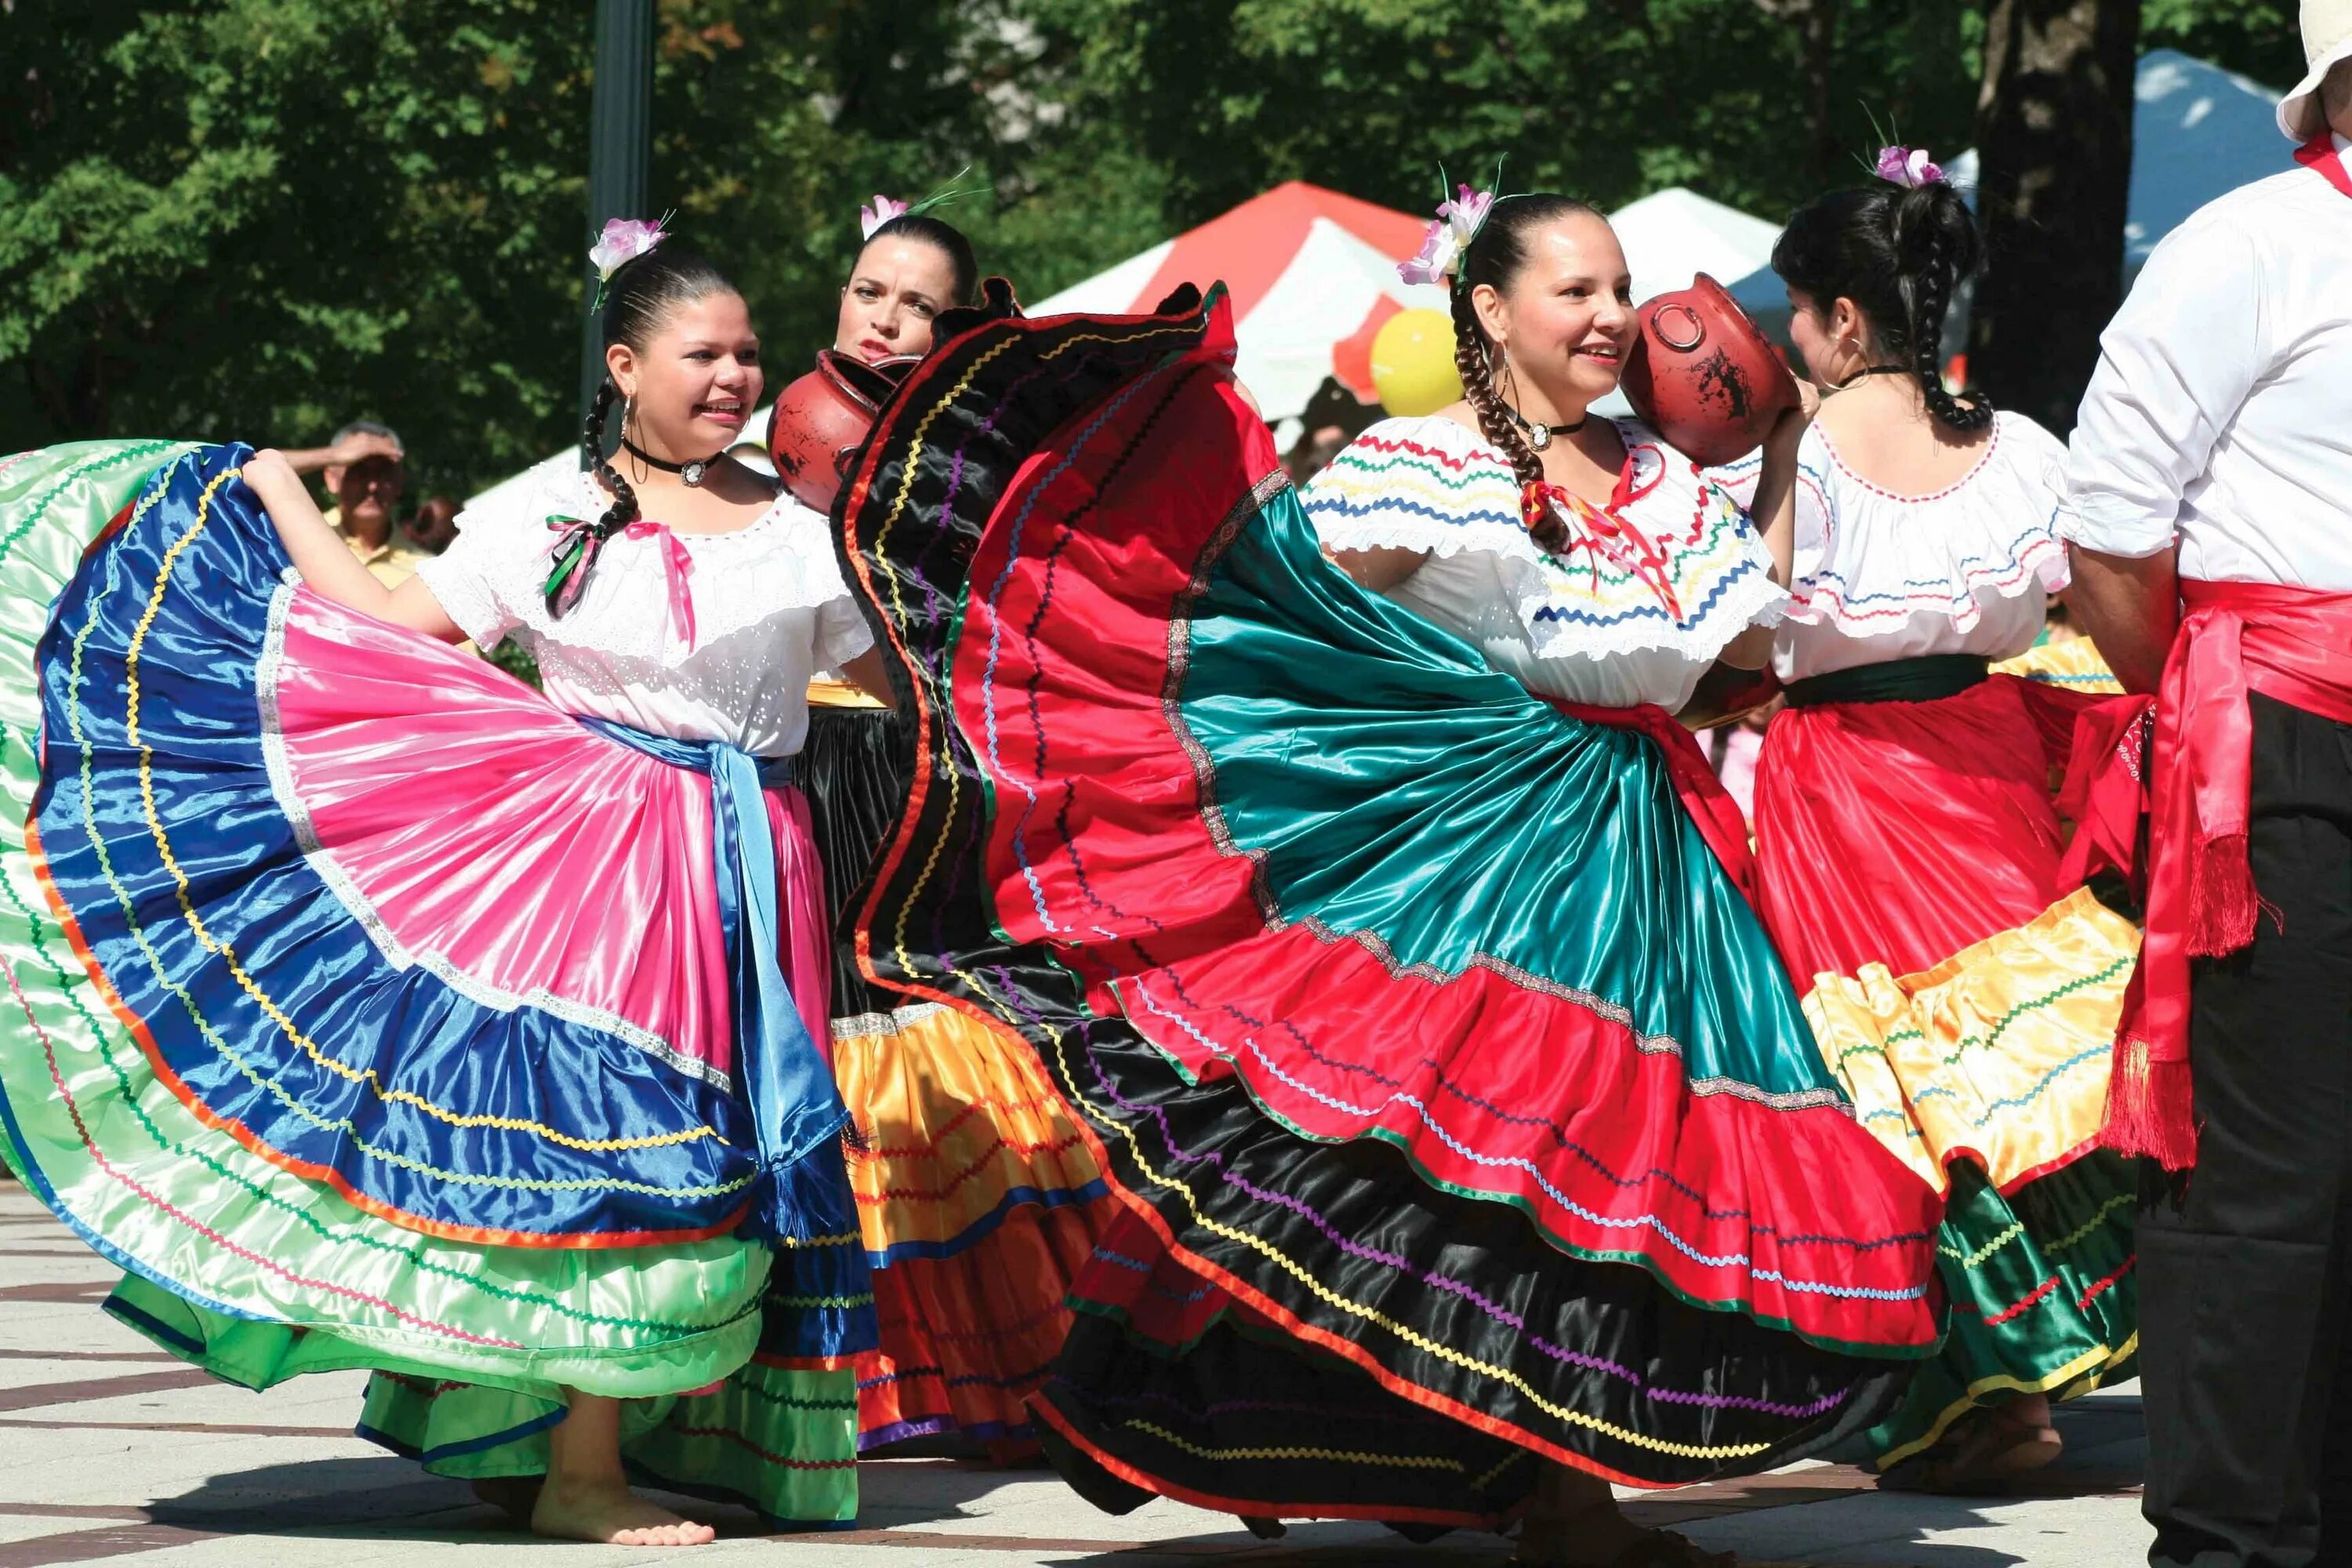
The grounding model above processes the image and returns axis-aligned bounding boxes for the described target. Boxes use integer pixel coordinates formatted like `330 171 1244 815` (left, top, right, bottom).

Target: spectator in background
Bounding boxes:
407 495 460 555
278 420 426 587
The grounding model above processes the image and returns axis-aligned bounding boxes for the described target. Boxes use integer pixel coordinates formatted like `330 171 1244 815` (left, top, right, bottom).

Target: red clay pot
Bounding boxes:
768 350 917 514
1619 274 1798 468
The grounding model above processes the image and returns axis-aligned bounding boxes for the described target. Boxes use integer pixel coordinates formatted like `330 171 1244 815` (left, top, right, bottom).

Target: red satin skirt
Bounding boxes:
1751 670 2141 1469
1755 675 2083 984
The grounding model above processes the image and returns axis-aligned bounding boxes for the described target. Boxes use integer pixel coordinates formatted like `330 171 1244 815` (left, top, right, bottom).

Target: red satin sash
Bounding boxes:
2062 582 2352 1170
1556 700 1759 906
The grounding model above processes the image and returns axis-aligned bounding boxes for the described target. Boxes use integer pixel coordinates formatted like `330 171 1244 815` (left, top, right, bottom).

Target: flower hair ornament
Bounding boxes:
858 167 978 241
1398 162 1508 288
587 211 674 313
1874 144 1946 189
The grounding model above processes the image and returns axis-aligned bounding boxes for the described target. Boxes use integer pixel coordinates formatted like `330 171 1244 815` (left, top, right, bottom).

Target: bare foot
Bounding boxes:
530 1476 716 1547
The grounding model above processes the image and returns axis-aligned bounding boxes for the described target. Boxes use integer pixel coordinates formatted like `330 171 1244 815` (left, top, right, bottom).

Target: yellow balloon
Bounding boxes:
1370 307 1463 417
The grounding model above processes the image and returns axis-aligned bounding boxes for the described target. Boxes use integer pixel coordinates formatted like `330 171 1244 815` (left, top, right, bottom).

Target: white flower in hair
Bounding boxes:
860 195 909 240
589 216 669 281
1398 182 1495 287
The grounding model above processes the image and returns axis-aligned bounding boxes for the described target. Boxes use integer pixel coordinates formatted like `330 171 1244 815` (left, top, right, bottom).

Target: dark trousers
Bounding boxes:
2143 695 2352 1567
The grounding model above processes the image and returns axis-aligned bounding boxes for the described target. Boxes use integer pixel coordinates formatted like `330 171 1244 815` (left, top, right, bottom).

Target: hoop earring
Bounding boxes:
1828 337 1871 393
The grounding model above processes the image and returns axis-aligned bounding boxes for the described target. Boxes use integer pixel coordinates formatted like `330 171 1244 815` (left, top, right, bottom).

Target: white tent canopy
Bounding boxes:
1608 187 1784 304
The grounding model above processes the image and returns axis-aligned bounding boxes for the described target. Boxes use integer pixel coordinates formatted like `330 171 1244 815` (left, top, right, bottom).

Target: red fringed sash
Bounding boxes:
2062 582 2352 1171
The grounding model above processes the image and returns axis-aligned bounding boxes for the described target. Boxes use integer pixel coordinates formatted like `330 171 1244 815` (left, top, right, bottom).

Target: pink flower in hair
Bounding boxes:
1397 181 1497 286
1399 217 1462 287
588 216 669 282
859 194 909 240
1439 183 1494 237
1875 145 1944 189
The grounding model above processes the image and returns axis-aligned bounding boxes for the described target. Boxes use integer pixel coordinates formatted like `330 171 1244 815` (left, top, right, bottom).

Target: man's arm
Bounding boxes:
276 429 405 477
2056 213 2263 691
2065 546 2177 696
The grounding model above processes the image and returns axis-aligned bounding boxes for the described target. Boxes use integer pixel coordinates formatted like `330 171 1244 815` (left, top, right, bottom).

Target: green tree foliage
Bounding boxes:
0 1 2307 492
2140 0 2303 85
1013 0 1984 227
0 1 591 492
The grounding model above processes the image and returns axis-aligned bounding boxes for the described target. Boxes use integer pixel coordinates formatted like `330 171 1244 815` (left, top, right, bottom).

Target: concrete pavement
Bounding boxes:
0 1185 2151 1567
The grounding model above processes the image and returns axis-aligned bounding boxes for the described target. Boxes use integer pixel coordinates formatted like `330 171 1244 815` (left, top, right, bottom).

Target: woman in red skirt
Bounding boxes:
1743 148 2141 1491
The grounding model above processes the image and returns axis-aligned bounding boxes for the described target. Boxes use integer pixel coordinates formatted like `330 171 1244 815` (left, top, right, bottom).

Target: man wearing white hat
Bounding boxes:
2060 3 2352 1562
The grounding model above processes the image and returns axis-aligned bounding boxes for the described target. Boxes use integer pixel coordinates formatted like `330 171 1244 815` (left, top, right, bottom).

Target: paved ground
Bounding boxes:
0 1185 2151 1567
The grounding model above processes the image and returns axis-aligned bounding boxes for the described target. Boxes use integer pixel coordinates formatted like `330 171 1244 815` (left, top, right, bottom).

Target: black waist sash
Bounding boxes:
1780 654 1991 709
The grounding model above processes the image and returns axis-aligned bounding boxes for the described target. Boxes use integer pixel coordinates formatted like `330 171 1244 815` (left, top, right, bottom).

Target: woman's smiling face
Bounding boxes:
1474 211 1637 406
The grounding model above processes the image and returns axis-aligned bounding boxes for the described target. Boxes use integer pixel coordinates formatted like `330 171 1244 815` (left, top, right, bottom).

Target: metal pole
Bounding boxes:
581 0 654 430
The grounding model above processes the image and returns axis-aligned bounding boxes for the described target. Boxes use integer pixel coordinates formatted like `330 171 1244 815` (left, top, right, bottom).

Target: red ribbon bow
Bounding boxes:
1521 481 1685 621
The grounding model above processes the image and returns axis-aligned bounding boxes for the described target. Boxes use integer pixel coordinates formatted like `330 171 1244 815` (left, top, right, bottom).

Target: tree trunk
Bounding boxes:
1968 0 2140 435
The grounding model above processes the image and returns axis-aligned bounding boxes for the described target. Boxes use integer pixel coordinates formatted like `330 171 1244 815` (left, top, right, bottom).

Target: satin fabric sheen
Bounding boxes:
833 289 1938 1509
1758 676 2082 983
1752 672 2139 1467
961 379 1930 1344
2067 579 2352 1168
0 442 867 1522
801 688 1111 1449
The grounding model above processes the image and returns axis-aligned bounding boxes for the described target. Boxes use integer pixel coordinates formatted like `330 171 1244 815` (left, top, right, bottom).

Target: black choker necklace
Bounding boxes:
621 437 728 488
1503 404 1587 451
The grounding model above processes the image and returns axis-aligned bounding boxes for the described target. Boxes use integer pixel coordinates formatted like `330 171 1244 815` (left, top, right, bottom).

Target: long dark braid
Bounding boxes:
1448 192 1599 554
579 377 641 537
544 242 742 617
1894 199 1992 430
1773 180 1993 432
1450 282 1566 551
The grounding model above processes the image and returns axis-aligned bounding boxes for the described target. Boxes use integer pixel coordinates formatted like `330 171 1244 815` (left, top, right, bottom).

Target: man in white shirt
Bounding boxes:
2061 7 2352 1563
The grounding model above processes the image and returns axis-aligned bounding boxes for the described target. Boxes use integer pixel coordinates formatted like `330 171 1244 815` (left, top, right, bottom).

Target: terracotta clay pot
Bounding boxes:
768 350 918 514
1618 274 1798 468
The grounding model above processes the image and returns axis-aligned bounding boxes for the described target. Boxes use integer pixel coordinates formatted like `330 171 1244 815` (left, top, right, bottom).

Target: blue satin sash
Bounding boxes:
576 717 850 1243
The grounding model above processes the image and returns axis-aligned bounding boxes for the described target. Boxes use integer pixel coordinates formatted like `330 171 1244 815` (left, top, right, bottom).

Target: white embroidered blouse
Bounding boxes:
1302 413 1785 711
417 466 874 758
1716 411 2070 683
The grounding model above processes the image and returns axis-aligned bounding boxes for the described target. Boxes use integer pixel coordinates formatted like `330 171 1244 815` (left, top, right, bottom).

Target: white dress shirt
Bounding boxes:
2059 135 2352 587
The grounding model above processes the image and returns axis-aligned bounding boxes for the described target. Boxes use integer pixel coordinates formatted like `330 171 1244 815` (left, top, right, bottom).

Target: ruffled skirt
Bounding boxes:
0 442 867 1523
801 695 1109 1449
830 289 1942 1520
1755 675 2140 1467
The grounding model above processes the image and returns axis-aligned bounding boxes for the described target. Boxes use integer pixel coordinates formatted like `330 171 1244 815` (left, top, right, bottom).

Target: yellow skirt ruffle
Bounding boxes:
834 1001 1105 1253
1805 886 2140 1194
1990 634 2125 696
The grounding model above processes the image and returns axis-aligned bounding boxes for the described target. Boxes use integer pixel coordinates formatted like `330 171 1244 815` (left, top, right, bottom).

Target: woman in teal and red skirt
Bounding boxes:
832 184 1944 1566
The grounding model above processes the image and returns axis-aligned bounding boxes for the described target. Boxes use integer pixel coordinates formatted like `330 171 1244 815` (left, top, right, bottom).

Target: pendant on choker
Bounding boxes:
1505 405 1584 452
622 437 722 488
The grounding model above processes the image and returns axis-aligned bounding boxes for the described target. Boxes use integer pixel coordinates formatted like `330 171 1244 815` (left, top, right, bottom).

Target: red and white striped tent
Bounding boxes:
1025 181 1451 423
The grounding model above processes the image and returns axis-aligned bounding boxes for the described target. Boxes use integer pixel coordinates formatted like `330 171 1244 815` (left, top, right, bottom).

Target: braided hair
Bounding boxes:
1770 181 1992 431
560 245 742 615
1447 194 1602 553
864 212 979 304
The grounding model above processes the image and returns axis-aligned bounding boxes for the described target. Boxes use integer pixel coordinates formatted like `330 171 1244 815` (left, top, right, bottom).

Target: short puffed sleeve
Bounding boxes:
815 591 876 670
415 501 550 651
